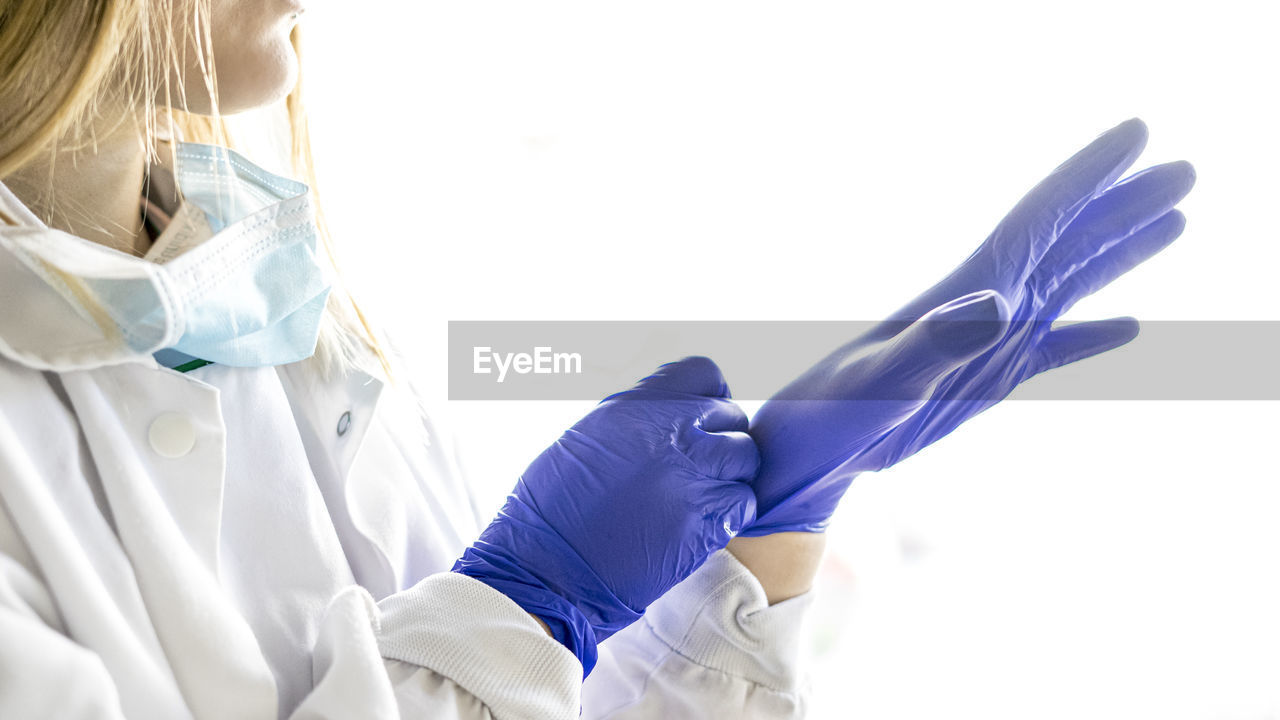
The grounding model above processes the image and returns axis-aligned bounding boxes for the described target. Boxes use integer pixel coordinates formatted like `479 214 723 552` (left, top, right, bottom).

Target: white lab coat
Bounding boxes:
0 180 812 719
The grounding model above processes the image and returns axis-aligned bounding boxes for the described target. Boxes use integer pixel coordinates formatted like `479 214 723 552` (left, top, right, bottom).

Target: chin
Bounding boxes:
173 28 299 116
215 38 300 115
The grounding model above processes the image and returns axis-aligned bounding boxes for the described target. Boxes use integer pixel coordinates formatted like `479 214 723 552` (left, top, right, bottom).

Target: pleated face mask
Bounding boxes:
0 142 334 370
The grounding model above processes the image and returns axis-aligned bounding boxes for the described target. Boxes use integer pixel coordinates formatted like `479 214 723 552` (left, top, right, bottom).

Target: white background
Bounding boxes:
297 2 1279 717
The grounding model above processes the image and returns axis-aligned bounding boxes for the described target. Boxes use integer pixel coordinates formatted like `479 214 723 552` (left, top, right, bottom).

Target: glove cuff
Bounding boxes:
453 565 599 676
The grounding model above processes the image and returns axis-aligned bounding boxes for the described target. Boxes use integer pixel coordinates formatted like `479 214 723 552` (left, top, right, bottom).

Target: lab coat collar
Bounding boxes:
0 180 169 371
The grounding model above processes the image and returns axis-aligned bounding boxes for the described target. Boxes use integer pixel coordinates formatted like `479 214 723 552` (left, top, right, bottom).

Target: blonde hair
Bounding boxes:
0 0 399 385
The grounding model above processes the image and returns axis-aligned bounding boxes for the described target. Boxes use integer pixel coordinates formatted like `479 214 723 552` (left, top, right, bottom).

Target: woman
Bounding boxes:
0 1 1196 718
0 2 821 717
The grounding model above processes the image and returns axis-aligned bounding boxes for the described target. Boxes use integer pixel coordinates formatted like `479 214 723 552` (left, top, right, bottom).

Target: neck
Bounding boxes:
6 118 152 258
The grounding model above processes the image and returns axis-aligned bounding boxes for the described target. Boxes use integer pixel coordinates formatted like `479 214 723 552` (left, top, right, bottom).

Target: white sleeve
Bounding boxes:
0 552 580 720
289 573 582 720
582 549 813 719
296 550 815 720
0 562 129 720
0 608 130 719
374 573 583 720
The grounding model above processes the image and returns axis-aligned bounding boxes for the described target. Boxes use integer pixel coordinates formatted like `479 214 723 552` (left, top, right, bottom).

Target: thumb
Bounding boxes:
1031 317 1140 375
868 290 1009 397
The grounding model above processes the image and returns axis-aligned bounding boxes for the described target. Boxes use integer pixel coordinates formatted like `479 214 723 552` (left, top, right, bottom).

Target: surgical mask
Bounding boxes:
2 142 333 369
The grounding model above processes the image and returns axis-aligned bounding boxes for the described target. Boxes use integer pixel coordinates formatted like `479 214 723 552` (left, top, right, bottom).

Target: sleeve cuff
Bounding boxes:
376 572 582 720
640 548 814 693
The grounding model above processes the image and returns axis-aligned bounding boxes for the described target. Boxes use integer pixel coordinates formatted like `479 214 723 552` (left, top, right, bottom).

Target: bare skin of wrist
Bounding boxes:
727 532 827 605
528 613 552 636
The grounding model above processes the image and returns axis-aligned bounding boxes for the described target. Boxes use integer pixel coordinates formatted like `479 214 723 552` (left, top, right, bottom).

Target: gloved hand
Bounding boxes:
744 118 1196 535
453 356 759 675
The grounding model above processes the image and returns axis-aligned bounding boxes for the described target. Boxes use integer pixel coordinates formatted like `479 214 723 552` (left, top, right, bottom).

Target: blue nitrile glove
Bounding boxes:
744 118 1196 536
453 356 759 675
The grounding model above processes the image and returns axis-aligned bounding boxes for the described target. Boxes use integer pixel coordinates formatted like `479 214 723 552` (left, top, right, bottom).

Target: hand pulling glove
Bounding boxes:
745 118 1196 535
454 356 759 675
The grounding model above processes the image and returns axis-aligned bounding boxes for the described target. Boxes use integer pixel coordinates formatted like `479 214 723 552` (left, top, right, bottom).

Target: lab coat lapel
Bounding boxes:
277 361 385 493
59 362 279 720
275 361 393 594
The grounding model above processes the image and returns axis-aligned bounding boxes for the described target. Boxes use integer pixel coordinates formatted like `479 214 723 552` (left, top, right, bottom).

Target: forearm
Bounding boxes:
727 532 826 605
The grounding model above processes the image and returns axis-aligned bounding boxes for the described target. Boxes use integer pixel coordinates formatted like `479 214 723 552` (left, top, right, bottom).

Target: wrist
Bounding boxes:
726 532 826 605
528 613 552 636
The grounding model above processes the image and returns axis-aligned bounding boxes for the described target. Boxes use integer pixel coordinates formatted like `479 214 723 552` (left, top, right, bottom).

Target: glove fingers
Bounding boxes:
1031 317 1141 375
680 428 761 482
987 118 1149 278
1043 209 1187 319
1031 161 1195 298
632 356 731 398
696 397 750 434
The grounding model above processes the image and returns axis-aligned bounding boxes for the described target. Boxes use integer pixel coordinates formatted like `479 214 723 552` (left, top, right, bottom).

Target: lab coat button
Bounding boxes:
337 410 352 437
149 412 196 458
